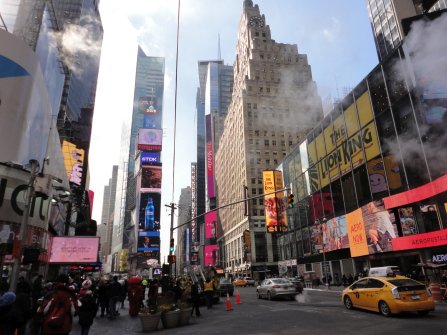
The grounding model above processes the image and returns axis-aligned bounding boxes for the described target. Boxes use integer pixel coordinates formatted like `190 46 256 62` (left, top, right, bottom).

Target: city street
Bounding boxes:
73 287 447 335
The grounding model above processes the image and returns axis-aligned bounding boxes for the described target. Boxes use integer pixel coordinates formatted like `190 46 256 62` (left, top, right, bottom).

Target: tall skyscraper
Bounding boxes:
366 0 446 61
176 186 192 275
120 47 165 273
195 60 233 266
215 1 323 277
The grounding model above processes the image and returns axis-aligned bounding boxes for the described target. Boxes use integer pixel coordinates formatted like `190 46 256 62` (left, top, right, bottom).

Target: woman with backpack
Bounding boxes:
40 274 79 335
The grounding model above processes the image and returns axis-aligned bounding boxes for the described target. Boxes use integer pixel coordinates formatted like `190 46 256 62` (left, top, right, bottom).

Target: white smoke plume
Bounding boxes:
385 12 447 180
50 14 103 77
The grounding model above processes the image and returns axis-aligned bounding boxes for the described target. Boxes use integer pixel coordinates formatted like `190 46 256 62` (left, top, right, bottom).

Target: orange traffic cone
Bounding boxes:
235 289 241 304
226 293 233 311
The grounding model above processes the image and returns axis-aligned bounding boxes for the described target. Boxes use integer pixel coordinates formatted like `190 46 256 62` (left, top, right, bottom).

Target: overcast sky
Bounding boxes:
89 0 378 262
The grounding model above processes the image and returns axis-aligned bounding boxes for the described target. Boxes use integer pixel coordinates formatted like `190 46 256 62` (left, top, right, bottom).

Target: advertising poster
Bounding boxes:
62 140 85 186
360 200 397 254
205 211 217 239
137 128 163 151
346 208 369 257
49 237 99 263
138 192 161 231
141 165 162 192
398 207 418 236
323 215 349 252
137 231 160 251
263 170 287 233
204 244 218 266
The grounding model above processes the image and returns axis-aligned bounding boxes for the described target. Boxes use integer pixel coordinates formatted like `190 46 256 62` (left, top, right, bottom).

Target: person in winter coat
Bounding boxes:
77 291 96 335
96 279 108 317
41 274 79 335
189 282 201 317
127 281 143 317
0 291 21 335
106 276 121 319
147 279 159 308
14 281 32 335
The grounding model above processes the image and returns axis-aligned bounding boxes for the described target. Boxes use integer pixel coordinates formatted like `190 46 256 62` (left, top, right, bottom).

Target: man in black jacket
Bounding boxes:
106 276 122 319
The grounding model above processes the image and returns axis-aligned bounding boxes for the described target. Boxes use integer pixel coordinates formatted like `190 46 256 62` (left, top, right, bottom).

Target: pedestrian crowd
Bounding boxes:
0 273 222 335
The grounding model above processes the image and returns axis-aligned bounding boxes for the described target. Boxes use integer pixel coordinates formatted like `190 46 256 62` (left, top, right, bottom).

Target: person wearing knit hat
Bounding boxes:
0 291 16 307
0 291 20 334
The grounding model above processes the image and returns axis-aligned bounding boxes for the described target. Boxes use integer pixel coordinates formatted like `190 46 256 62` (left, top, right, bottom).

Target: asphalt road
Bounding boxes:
72 286 447 335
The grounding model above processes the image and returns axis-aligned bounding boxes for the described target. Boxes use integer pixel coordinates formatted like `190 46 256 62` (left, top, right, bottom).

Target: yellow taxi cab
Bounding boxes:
233 277 248 287
342 267 435 317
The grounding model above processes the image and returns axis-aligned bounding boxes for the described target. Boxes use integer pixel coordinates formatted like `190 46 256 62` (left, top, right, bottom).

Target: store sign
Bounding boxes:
432 253 447 263
392 228 447 251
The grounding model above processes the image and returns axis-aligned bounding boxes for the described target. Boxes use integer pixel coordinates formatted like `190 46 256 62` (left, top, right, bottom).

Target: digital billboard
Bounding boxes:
205 211 217 239
137 231 160 251
140 152 160 165
48 237 99 263
62 140 85 186
263 170 287 233
206 114 215 198
191 163 197 242
138 192 161 232
138 97 157 114
138 97 162 128
204 244 218 266
137 128 163 151
141 165 162 192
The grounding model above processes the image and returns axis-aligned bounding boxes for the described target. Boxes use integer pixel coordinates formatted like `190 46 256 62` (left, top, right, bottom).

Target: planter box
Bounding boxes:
178 308 192 326
161 310 181 329
139 313 161 332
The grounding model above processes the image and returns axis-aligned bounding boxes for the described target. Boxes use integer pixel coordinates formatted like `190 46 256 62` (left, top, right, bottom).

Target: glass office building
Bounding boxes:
277 42 447 282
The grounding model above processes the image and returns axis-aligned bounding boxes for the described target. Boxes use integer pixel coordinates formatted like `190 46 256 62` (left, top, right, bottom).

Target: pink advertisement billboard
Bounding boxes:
137 128 163 151
205 211 217 239
49 237 99 263
204 244 218 266
206 115 215 198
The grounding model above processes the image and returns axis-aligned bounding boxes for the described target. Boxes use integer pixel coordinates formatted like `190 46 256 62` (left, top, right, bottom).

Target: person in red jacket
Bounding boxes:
127 280 143 317
41 274 79 335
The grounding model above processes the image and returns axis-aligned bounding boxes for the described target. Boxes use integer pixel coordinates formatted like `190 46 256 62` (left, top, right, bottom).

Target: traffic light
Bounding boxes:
287 193 295 209
168 255 176 264
169 238 175 253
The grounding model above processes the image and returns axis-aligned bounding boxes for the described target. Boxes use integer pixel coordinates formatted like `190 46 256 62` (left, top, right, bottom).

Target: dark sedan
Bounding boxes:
217 278 234 296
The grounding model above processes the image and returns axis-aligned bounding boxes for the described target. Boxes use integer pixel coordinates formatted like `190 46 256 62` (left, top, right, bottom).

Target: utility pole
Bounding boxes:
10 159 40 291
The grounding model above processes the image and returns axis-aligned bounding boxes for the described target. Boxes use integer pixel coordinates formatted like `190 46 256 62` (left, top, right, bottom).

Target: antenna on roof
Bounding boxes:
218 33 222 60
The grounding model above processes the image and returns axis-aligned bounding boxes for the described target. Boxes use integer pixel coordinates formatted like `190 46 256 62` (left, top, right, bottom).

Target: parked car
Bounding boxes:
342 274 435 316
256 278 296 300
217 278 234 296
233 278 248 287
287 277 304 294
244 277 255 286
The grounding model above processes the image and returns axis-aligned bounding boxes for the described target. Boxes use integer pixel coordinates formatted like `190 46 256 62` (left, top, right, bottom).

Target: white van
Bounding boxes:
368 266 400 277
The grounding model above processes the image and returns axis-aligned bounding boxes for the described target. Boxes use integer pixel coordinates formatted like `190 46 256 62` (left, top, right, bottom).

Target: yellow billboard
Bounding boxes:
357 92 374 127
346 208 369 257
62 140 85 186
263 170 288 233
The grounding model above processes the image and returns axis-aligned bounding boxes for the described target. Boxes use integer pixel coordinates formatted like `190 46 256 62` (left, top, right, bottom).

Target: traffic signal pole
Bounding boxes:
166 202 177 277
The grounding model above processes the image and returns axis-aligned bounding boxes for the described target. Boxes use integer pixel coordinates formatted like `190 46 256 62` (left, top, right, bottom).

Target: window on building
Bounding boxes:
253 103 257 109
354 165 373 206
368 70 390 116
259 198 263 205
341 172 357 212
331 179 345 216
264 140 269 146
247 103 252 109
272 140 276 146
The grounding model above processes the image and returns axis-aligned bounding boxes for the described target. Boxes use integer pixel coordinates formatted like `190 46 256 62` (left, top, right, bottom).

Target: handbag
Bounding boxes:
45 301 66 329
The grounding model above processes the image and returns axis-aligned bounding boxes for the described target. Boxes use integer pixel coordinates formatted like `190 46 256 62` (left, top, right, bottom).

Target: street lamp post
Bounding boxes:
10 159 40 291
